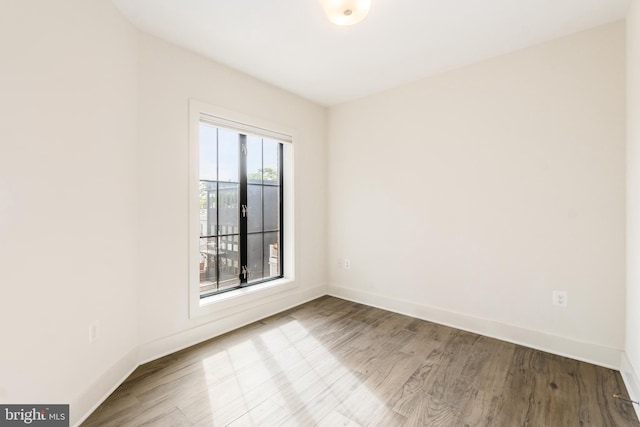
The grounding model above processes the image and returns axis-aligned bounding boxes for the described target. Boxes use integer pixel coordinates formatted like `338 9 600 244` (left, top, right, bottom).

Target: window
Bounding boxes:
198 119 284 298
189 101 295 318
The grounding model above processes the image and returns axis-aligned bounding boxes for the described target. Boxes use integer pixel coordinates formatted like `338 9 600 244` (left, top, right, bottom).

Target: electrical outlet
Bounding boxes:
552 291 568 308
344 258 351 269
89 321 99 343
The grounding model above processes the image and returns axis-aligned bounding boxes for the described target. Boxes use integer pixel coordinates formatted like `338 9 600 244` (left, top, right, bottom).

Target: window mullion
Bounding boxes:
278 143 284 277
261 139 265 280
215 129 220 291
239 134 248 285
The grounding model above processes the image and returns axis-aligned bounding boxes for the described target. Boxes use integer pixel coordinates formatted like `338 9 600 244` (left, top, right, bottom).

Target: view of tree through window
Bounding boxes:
198 122 283 297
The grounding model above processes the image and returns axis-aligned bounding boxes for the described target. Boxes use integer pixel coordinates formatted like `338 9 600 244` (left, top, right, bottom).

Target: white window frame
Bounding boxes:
188 99 296 319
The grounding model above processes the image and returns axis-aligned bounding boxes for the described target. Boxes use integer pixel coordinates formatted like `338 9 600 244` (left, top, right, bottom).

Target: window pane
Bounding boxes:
247 184 262 233
197 121 283 298
263 139 279 184
218 183 238 235
264 185 279 231
199 237 217 296
199 181 217 237
218 128 239 182
247 135 262 184
247 233 263 283
199 124 217 181
218 235 240 290
264 232 280 279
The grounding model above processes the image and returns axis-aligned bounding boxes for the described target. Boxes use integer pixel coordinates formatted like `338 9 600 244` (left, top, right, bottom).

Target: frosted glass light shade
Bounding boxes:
322 0 371 26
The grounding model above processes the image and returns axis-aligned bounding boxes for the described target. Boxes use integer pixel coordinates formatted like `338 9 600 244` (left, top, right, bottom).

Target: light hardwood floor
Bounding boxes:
82 296 640 426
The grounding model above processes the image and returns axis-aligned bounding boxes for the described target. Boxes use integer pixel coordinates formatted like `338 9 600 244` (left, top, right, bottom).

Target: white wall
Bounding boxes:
0 0 139 424
1 1 632 424
0 4 328 424
625 0 640 414
328 22 627 367
136 33 327 357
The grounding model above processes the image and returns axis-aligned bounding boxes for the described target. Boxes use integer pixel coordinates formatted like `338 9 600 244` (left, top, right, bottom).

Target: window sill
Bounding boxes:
191 278 296 318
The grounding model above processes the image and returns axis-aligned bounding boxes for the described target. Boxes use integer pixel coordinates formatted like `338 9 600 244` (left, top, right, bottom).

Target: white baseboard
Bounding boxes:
71 284 325 426
621 353 640 422
70 347 138 427
138 284 326 364
71 283 627 426
328 284 622 370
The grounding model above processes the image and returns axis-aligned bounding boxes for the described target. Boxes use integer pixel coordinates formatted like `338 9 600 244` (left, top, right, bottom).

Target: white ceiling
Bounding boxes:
111 0 631 106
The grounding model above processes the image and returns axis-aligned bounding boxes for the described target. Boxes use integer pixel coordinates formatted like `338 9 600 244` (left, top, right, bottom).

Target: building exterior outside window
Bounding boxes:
197 121 284 298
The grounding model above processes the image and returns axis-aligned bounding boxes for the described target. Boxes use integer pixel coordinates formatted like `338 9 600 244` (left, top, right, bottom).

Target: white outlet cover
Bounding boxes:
552 290 568 307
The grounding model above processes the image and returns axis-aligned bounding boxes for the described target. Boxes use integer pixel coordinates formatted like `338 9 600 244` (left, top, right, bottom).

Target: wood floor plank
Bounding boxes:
276 371 365 427
138 408 193 427
225 399 290 427
78 392 140 427
524 351 581 426
459 335 515 394
83 395 193 427
177 362 280 424
399 320 452 357
401 393 461 427
389 346 450 417
315 410 363 427
491 346 539 426
575 360 640 426
337 350 423 425
82 297 640 427
457 388 501 427
188 385 278 427
276 393 341 427
367 406 408 427
183 322 367 424
422 330 482 409
268 351 356 413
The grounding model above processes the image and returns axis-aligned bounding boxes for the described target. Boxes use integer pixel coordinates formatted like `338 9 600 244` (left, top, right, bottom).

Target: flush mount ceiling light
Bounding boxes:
322 0 371 26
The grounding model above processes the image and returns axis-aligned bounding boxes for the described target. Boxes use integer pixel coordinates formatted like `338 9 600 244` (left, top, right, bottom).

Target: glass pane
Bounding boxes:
199 124 217 181
248 233 263 283
218 128 239 182
218 183 239 235
199 237 217 296
264 232 280 279
263 139 279 184
247 135 262 184
264 186 279 231
247 184 262 233
218 235 240 290
199 181 217 237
